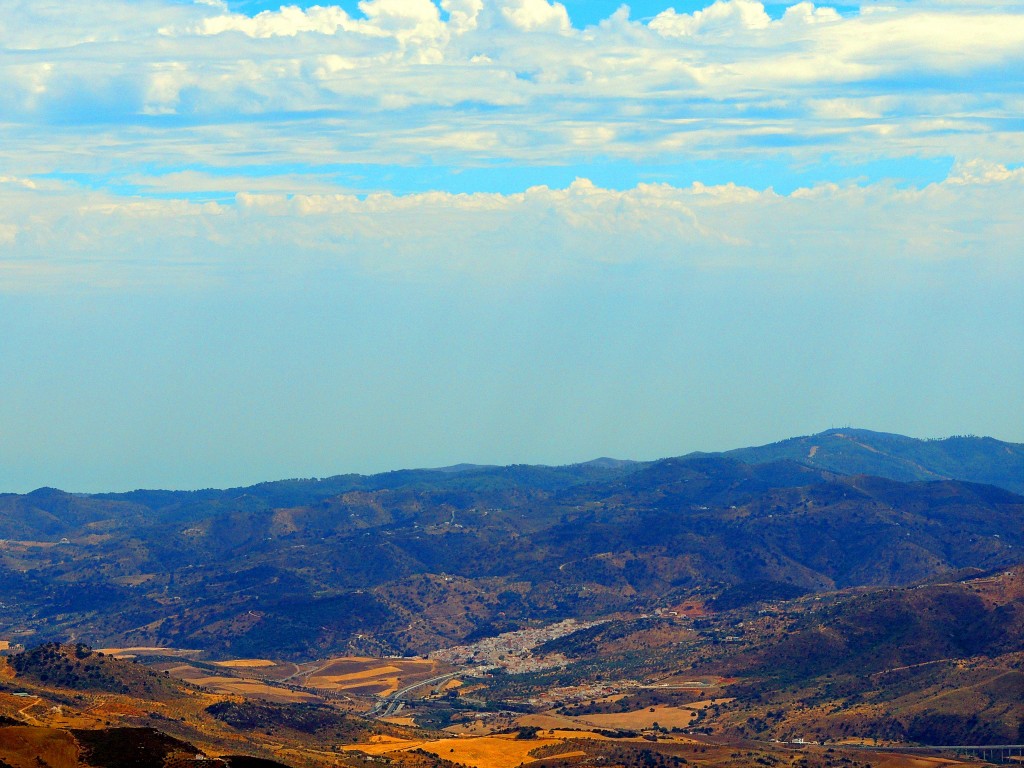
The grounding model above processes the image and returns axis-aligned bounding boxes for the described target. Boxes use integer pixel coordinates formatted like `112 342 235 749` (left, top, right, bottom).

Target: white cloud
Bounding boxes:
0 175 37 190
496 0 572 32
781 2 841 24
1 167 1021 291
194 5 359 37
945 158 1024 185
0 0 1021 176
443 0 485 33
649 0 772 37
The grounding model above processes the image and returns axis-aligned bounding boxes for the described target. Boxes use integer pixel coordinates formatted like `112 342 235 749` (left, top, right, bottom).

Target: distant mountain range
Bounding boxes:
73 426 1024 503
0 429 1020 660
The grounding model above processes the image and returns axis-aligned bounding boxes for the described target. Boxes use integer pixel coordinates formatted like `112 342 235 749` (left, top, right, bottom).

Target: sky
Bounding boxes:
1 0 1022 493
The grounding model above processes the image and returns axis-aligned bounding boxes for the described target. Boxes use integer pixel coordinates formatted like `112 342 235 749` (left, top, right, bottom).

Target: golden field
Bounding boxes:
345 732 582 768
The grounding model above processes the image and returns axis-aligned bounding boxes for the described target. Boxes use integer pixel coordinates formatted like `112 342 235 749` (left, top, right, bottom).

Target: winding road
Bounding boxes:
370 672 464 719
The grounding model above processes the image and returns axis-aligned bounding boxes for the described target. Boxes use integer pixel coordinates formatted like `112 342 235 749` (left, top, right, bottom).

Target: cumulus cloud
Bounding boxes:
945 158 1024 185
2 168 1021 291
194 5 360 37
0 1 1021 299
649 0 773 36
183 0 570 41
442 0 485 33
0 0 1021 181
495 0 572 32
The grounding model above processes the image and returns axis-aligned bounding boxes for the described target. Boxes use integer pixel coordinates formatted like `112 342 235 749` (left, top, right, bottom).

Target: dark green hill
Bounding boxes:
735 581 1023 682
5 643 187 700
71 727 204 768
720 428 1024 493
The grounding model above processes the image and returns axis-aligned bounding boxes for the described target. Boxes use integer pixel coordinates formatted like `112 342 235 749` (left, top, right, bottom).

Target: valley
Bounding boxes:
0 563 1019 766
0 430 1020 766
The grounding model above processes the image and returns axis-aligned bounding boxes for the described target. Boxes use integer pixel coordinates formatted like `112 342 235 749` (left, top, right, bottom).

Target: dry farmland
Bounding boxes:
163 664 319 703
345 732 581 768
302 656 449 696
212 659 278 669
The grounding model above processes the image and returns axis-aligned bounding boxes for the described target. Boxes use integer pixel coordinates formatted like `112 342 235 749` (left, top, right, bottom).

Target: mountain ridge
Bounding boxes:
10 427 1021 500
716 428 1024 493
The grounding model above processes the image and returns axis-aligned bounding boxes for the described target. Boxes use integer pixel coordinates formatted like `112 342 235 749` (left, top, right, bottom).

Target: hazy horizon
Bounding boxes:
2 0 1022 493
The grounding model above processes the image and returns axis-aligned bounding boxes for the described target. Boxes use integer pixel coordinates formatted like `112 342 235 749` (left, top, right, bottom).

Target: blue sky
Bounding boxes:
1 0 1022 492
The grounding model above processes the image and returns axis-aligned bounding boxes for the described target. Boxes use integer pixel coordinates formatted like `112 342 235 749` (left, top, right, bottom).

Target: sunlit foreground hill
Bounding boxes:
0 429 1020 766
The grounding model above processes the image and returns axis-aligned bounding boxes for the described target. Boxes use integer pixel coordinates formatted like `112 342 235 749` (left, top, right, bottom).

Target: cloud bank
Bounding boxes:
2 0 1023 184
2 165 1021 290
1 1 1021 294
